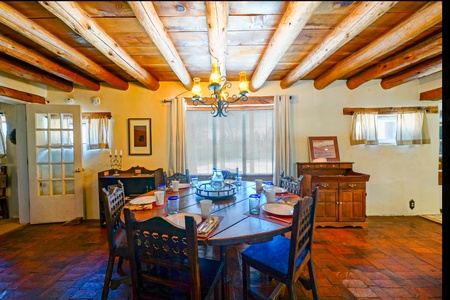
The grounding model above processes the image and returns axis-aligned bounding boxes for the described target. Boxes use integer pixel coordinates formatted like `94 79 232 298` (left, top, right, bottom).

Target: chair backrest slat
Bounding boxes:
288 186 318 277
102 180 125 252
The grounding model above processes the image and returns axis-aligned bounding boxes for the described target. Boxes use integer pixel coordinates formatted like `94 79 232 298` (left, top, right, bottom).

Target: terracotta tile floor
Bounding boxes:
0 216 442 299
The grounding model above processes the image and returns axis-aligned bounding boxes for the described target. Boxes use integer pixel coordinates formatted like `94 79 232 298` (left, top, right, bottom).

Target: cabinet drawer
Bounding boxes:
339 182 365 189
339 163 353 169
299 164 314 169
315 164 339 169
316 182 338 189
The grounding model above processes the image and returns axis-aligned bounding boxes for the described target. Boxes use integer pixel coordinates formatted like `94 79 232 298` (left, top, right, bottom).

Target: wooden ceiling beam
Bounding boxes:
0 2 128 91
0 34 100 91
314 1 442 90
129 2 192 90
0 85 46 104
38 1 160 91
251 1 320 92
347 32 442 90
0 56 73 92
420 87 442 101
380 56 442 90
205 1 229 77
280 1 396 89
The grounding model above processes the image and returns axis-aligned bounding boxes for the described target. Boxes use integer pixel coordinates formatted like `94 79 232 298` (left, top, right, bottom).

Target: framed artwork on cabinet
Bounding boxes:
128 118 152 155
308 136 340 162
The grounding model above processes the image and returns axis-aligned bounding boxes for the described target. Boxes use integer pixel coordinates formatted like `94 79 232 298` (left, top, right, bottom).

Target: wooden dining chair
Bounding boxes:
286 175 304 196
164 169 189 186
241 186 320 300
124 208 224 300
101 180 129 300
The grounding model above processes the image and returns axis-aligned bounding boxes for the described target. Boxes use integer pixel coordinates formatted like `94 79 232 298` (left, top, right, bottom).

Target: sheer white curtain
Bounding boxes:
396 109 430 145
273 95 292 184
350 112 379 145
185 109 273 176
87 116 109 149
168 97 187 176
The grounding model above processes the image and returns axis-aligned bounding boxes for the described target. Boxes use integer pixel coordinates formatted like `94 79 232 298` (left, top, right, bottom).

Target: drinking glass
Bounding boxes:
249 194 260 215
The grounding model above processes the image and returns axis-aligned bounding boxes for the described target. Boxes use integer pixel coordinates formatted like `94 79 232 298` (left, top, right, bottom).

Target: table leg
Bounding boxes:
220 245 230 299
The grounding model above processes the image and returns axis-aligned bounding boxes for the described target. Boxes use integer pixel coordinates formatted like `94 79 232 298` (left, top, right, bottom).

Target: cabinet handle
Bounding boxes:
348 184 357 188
321 183 329 188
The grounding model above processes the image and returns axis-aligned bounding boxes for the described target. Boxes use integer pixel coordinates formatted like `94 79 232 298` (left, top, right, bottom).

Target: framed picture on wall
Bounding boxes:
128 118 152 155
308 136 340 162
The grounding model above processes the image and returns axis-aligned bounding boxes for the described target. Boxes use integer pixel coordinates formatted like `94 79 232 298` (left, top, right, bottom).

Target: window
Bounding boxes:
81 113 111 150
349 108 432 146
376 114 397 144
186 109 273 176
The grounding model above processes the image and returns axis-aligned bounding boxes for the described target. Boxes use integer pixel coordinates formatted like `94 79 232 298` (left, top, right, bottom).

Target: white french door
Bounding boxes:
26 104 83 224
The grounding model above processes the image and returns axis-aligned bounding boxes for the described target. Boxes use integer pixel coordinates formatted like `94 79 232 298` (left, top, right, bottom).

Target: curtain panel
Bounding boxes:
87 116 109 149
273 95 292 184
350 112 379 145
168 97 187 176
396 109 431 145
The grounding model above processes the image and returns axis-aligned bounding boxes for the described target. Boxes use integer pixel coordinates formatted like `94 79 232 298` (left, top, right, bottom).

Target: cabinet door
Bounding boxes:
339 182 366 222
315 182 339 222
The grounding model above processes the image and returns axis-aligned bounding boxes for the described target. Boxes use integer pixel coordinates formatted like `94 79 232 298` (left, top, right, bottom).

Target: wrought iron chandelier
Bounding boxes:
191 62 249 117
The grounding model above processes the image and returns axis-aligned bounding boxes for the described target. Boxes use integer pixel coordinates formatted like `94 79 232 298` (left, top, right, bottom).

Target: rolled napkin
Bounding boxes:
198 216 219 237
128 203 153 211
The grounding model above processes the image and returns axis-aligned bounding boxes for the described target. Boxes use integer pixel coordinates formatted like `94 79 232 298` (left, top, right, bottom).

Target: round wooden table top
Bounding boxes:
123 180 300 246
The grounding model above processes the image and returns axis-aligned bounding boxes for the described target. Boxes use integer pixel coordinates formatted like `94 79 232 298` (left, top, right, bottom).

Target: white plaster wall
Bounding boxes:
2 72 441 220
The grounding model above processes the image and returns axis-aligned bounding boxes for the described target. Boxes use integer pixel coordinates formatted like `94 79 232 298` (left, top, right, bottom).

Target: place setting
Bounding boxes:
126 195 156 211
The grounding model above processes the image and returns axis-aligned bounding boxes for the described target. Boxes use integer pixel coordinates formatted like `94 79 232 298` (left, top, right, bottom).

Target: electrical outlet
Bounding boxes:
409 199 415 210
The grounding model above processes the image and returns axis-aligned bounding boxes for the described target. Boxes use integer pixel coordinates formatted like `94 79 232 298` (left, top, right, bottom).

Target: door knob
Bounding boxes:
75 168 84 173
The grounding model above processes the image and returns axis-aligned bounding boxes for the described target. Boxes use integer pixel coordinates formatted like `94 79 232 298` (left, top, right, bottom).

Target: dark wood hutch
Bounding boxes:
297 162 370 229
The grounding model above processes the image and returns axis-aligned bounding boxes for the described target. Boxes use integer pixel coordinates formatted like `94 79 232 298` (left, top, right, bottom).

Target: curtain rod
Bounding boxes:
343 106 438 115
82 112 112 119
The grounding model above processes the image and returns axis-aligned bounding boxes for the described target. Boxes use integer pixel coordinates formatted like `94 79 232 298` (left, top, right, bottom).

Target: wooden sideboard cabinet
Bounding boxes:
97 166 164 227
297 162 370 229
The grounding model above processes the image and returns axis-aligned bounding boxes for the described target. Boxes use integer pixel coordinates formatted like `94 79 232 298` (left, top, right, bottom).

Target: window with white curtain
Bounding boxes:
186 109 274 176
350 110 430 146
84 115 110 150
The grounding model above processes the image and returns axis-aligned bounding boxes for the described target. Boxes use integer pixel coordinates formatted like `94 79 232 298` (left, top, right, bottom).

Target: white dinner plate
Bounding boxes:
166 213 202 228
261 203 294 216
172 183 191 189
274 187 288 194
130 196 156 205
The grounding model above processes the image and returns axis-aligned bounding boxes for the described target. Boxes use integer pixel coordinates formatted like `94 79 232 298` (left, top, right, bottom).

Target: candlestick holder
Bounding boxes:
110 154 122 174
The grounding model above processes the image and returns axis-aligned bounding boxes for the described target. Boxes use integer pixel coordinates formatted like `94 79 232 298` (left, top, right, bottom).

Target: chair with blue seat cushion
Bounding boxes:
241 186 319 300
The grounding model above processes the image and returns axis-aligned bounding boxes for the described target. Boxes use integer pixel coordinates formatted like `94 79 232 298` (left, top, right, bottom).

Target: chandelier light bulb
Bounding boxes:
238 71 249 94
191 77 202 99
209 62 221 88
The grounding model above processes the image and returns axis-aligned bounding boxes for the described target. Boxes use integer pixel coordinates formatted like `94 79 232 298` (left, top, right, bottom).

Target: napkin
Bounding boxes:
128 203 153 211
197 216 219 237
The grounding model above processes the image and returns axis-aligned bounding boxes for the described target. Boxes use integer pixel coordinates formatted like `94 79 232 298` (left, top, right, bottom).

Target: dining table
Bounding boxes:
122 180 301 299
